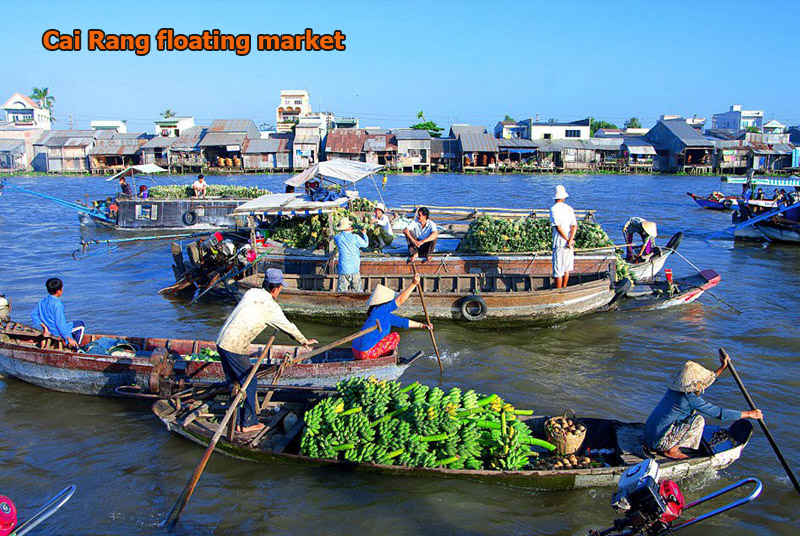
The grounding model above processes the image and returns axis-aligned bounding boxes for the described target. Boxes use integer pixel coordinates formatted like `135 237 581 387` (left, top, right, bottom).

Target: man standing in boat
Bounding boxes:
192 174 207 198
550 185 577 289
644 357 762 460
333 217 369 292
404 207 438 263
622 217 657 261
31 278 85 349
215 268 318 434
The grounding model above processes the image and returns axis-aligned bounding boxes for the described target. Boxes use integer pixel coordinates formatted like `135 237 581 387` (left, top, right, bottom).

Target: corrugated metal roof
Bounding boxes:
392 128 432 140
773 143 794 155
496 138 539 149
659 119 714 147
326 129 367 154
365 128 388 135
521 118 591 127
294 135 320 145
242 138 287 153
622 139 657 155
450 125 487 138
363 134 397 152
586 138 624 151
0 139 25 152
209 119 259 135
198 132 246 147
430 138 459 156
458 133 498 152
44 136 94 148
90 138 147 155
142 136 177 149
170 126 207 151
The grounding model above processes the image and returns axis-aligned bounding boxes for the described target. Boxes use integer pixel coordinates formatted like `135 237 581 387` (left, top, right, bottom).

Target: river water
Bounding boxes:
0 173 797 535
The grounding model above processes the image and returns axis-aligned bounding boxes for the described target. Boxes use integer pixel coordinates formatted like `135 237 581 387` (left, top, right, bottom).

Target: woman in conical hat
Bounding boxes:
622 217 658 261
643 355 763 459
351 273 432 360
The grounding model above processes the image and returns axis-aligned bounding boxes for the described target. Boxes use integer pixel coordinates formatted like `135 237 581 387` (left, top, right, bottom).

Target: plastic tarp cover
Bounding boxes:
233 193 348 214
106 164 168 181
284 159 383 187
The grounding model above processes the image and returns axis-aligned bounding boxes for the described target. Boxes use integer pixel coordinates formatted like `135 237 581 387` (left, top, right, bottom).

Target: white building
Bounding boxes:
762 119 785 134
519 118 590 140
153 116 195 137
711 105 763 134
91 120 127 133
1 92 51 130
276 90 311 133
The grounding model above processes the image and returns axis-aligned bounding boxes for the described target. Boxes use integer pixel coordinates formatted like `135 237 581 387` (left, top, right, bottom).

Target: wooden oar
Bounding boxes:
163 331 278 530
411 263 444 373
719 348 800 494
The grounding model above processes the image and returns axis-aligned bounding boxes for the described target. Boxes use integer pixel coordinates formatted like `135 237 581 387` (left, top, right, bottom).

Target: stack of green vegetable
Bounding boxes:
266 203 388 250
349 197 377 212
148 185 271 199
300 377 555 470
180 348 220 362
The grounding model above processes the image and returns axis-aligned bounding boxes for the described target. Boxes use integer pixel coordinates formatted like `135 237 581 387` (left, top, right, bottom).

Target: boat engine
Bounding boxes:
0 295 10 323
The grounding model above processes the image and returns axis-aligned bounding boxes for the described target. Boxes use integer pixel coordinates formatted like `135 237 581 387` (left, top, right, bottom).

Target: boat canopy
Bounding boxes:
106 164 168 181
233 193 348 216
722 176 800 188
284 159 383 188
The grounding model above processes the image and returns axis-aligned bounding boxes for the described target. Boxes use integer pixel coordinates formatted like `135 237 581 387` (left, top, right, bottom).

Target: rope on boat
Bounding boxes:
663 247 743 314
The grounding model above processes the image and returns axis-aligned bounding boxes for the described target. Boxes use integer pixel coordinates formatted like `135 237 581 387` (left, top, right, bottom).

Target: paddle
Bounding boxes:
163 331 278 530
410 263 444 373
12 485 76 536
719 348 800 494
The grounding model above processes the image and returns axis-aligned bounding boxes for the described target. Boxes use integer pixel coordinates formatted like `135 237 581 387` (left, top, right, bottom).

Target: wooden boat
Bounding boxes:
0 321 419 397
152 395 753 491
687 192 738 210
617 269 720 311
627 232 683 282
233 269 617 327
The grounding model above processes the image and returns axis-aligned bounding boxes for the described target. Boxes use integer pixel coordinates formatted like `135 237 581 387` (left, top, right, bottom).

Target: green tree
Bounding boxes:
161 108 176 118
547 118 557 123
624 117 642 129
589 117 619 136
746 126 761 133
30 87 55 121
410 110 444 138
503 114 516 123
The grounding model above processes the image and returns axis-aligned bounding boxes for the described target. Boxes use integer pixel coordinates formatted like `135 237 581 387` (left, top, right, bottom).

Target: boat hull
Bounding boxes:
81 198 254 231
688 193 737 210
754 221 800 244
618 270 721 311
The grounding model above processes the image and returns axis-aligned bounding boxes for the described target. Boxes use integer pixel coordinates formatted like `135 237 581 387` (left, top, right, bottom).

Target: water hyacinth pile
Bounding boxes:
148 185 271 199
300 377 555 470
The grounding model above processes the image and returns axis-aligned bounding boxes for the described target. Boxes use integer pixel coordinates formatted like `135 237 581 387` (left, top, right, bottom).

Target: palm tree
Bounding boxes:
161 108 176 118
30 87 55 121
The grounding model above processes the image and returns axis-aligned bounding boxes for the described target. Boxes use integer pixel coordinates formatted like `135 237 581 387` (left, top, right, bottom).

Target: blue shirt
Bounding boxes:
352 300 410 352
31 295 74 341
644 389 742 449
334 231 369 275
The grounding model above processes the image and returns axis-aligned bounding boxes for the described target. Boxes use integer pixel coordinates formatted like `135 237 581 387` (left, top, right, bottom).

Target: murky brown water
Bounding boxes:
0 173 797 535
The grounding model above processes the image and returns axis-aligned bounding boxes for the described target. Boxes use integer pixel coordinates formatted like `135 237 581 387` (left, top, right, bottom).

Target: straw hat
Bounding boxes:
375 202 387 213
367 284 397 307
554 185 569 200
336 217 353 231
666 361 717 393
642 220 658 237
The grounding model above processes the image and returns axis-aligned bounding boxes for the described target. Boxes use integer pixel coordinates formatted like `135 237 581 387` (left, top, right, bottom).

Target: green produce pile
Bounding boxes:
180 348 220 362
349 197 377 212
300 377 555 470
148 185 271 199
458 215 634 281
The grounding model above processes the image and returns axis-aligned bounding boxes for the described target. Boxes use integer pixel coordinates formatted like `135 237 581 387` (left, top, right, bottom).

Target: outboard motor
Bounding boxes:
0 295 10 323
199 232 224 255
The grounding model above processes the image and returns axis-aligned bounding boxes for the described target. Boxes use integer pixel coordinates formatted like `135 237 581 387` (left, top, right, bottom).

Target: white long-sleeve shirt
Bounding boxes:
216 288 308 354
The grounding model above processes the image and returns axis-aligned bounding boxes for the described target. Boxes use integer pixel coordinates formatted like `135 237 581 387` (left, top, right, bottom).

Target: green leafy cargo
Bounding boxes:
148 185 271 199
300 377 555 470
181 347 220 362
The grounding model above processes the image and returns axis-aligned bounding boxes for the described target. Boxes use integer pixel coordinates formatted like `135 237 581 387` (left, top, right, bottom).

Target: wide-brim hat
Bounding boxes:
667 361 716 393
375 202 387 213
336 217 353 231
263 268 285 287
367 284 397 307
642 220 658 237
554 185 569 200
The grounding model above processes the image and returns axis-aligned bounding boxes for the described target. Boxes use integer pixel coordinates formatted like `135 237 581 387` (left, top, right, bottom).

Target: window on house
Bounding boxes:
294 100 303 105
544 133 552 140
565 130 580 138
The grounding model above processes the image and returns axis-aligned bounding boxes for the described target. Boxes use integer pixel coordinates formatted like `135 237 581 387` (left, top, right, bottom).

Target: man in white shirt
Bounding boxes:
403 207 438 262
549 185 577 288
192 174 207 198
215 268 318 433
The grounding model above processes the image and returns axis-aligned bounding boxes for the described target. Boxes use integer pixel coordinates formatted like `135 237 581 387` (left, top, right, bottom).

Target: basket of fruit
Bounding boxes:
544 409 586 456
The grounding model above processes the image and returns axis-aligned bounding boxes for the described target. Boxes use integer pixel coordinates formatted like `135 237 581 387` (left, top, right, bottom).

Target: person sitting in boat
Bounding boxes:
351 275 432 360
118 177 133 198
31 278 85 349
369 202 395 250
644 357 762 460
622 217 657 262
404 207 438 263
192 174 207 198
756 188 765 200
215 268 318 434
333 217 369 292
0 495 17 536
138 185 148 199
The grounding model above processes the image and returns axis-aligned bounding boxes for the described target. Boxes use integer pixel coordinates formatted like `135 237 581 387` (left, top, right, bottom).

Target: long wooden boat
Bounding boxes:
687 192 738 210
233 269 617 327
617 269 720 311
152 395 753 490
0 322 418 396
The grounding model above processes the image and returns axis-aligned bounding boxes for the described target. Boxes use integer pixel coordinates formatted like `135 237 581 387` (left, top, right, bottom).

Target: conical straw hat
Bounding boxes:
642 220 658 237
666 361 716 393
367 284 397 307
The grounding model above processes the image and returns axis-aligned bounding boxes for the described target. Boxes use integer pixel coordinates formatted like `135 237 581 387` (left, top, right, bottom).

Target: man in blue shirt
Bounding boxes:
31 278 85 349
333 217 369 292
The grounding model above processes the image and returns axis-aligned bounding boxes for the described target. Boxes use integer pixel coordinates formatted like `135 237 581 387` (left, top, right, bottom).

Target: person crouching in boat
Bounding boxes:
351 275 432 360
644 356 762 460
215 268 318 434
622 217 657 262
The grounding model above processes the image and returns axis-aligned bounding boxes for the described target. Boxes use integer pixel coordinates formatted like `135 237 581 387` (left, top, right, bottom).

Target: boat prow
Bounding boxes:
618 269 721 311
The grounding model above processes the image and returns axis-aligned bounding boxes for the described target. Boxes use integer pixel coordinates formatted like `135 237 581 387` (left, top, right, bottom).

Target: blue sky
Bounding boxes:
3 0 800 131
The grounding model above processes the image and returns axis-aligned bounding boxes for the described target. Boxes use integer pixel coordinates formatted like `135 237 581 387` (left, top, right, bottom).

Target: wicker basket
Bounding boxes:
544 409 586 456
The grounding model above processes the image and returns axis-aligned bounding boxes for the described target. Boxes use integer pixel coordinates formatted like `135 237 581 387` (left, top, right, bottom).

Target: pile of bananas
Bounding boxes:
299 377 556 470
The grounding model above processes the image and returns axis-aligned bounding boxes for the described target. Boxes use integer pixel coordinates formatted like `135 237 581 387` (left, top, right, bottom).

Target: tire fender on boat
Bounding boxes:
665 231 684 251
723 199 733 209
460 295 487 321
182 210 198 226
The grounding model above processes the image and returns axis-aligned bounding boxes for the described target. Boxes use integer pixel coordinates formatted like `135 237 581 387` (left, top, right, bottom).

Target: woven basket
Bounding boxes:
544 409 586 456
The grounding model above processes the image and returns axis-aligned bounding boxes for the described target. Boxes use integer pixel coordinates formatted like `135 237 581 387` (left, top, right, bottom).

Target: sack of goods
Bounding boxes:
300 377 556 470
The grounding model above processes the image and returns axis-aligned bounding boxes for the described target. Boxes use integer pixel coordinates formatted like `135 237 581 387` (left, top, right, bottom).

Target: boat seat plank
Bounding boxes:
615 423 646 464
271 420 304 454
